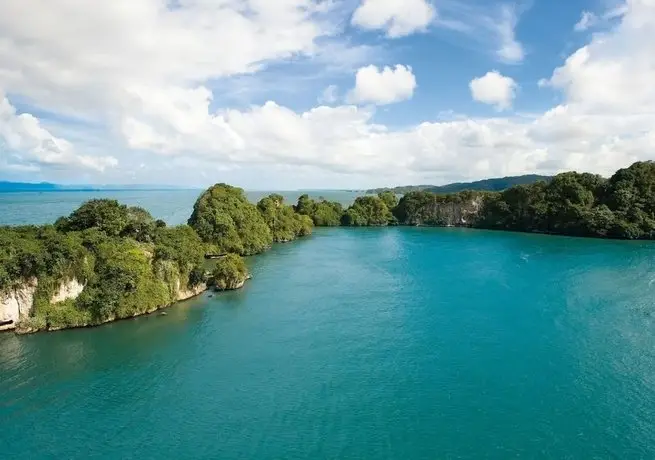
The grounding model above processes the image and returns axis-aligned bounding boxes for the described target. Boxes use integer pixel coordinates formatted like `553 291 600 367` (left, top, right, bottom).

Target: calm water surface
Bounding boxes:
1 195 655 459
0 189 360 226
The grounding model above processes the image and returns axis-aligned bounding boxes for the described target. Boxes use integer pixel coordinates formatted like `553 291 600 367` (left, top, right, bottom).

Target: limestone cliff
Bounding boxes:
176 282 207 301
1 278 88 332
213 275 251 291
50 279 86 304
0 278 38 331
394 192 486 227
423 197 484 227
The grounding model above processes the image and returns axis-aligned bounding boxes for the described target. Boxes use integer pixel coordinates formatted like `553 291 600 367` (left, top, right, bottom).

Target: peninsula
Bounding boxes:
2 161 655 334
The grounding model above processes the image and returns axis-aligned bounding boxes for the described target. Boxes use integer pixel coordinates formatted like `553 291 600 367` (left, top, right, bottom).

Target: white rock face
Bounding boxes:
51 279 86 304
0 278 38 331
176 283 207 301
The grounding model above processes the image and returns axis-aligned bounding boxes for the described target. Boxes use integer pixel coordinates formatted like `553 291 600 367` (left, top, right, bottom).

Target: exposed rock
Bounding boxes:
50 278 86 304
213 274 251 291
176 283 208 301
0 278 38 331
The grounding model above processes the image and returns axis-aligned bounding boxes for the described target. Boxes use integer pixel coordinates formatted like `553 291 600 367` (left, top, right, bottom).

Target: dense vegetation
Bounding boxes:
188 184 273 255
4 161 655 334
0 202 208 331
478 162 655 239
368 174 552 195
257 194 313 242
341 196 396 226
307 162 655 240
294 194 344 226
1 184 314 333
210 254 250 291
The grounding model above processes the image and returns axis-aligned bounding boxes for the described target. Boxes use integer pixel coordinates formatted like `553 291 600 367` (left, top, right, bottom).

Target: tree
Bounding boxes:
211 254 249 291
294 195 343 226
378 191 399 210
188 184 273 255
55 200 157 242
342 196 393 226
257 194 313 242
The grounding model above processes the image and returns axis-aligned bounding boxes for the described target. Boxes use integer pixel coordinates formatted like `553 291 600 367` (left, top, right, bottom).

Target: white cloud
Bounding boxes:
351 0 436 37
319 85 339 104
543 0 655 115
2 0 655 187
0 92 117 172
495 5 525 63
575 11 598 31
470 71 518 111
434 1 526 64
347 65 417 105
0 0 338 119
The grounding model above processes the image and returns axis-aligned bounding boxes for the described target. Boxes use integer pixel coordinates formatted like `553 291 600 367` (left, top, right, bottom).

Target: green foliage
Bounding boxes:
211 254 249 291
257 194 313 242
341 196 394 226
294 194 343 226
475 162 655 239
76 238 170 322
5 163 655 334
378 191 399 210
295 214 314 236
56 199 157 242
153 225 205 284
0 226 92 291
188 184 273 255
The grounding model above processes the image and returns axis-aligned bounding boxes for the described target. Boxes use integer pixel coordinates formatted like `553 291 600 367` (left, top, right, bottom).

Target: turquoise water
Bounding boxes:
1 226 655 458
0 190 360 226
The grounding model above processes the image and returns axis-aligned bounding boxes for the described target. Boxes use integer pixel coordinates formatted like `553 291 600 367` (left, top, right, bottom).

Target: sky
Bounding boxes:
0 0 653 190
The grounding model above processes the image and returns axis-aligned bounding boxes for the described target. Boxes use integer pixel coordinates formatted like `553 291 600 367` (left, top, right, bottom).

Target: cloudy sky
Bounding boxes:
0 0 652 189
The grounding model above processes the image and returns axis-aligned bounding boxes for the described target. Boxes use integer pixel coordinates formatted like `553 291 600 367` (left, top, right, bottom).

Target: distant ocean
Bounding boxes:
0 189 361 226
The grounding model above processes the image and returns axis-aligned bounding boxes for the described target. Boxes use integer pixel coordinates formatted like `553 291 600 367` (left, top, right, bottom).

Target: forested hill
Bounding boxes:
368 174 552 195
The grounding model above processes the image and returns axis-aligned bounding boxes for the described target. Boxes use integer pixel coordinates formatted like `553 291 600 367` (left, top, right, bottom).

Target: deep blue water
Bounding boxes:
1 195 655 458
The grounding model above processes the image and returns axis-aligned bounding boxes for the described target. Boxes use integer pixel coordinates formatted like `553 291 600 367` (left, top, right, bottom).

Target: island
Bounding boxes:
2 161 655 334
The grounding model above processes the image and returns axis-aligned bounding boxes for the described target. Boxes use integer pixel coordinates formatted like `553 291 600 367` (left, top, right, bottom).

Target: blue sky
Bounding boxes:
0 0 651 189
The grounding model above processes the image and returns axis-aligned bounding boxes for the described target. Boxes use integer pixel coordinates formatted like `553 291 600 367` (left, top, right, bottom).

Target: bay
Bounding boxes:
1 193 655 458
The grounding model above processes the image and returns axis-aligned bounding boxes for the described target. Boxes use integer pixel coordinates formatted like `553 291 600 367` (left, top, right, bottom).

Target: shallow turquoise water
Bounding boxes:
1 227 655 458
0 190 359 226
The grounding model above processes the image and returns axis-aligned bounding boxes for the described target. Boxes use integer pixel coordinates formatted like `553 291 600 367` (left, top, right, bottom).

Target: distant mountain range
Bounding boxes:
367 174 553 195
0 181 191 192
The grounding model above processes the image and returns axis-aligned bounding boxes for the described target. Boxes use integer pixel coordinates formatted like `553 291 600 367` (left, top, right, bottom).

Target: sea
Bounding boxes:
0 189 361 227
1 190 655 459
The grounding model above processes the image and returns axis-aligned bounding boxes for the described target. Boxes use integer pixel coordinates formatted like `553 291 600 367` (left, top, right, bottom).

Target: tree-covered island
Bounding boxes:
2 161 655 333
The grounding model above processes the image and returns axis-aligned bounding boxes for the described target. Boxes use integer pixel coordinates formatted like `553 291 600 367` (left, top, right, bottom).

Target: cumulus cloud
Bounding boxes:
347 65 417 105
1 0 655 187
351 0 436 37
0 92 117 172
470 71 517 111
0 0 336 119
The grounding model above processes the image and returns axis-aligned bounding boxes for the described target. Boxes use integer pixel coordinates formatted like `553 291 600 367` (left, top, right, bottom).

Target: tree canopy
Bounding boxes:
341 196 394 226
188 184 273 255
257 194 313 242
55 199 160 242
294 194 344 226
211 254 249 291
